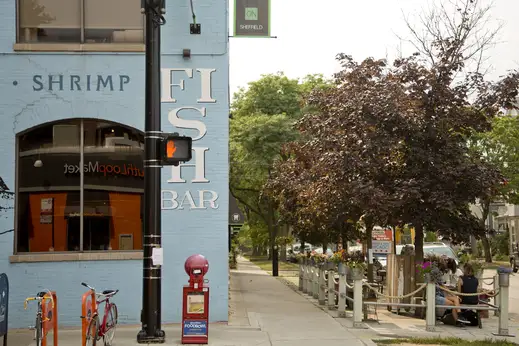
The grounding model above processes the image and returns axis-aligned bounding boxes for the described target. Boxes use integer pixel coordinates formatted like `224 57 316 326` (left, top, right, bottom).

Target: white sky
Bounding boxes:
228 0 519 97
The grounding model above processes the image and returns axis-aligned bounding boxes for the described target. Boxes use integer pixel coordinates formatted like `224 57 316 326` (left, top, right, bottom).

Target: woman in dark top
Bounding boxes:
457 263 479 305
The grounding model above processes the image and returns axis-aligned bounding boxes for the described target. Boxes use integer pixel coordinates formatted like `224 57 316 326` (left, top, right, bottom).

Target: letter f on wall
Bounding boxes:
167 140 177 158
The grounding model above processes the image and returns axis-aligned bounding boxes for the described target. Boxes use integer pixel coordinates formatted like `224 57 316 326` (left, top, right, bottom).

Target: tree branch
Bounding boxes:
230 187 266 222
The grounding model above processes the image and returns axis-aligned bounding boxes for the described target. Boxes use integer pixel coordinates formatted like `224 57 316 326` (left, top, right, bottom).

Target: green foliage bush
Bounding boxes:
490 230 509 257
229 239 239 269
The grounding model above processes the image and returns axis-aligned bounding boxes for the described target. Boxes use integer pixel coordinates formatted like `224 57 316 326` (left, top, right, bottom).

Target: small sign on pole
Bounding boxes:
234 0 271 37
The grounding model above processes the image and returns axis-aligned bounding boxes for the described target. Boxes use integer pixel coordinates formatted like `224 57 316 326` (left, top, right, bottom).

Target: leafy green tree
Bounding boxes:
266 47 518 276
230 73 333 266
230 114 298 258
468 114 519 261
231 72 302 119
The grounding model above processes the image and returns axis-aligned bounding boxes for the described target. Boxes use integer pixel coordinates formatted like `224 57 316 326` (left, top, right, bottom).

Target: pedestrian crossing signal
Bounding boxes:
167 140 177 158
162 135 192 166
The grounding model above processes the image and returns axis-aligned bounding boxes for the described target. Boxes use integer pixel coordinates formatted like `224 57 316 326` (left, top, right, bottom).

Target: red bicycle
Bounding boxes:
80 282 118 346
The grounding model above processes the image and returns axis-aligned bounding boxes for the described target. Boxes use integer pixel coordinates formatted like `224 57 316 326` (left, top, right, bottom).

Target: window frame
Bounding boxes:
15 0 145 52
11 118 145 263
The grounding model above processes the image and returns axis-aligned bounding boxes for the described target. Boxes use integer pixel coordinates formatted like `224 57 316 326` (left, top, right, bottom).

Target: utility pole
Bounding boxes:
272 245 279 277
137 0 166 343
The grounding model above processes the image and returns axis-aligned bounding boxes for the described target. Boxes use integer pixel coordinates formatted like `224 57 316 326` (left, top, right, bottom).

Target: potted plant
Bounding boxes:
309 251 327 266
324 258 335 270
329 250 342 264
330 249 349 274
346 251 367 280
424 254 449 272
295 253 307 265
417 261 434 282
417 261 444 283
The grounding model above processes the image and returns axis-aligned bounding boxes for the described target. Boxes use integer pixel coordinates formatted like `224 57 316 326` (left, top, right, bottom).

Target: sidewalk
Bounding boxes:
281 271 519 343
229 257 372 346
5 257 375 346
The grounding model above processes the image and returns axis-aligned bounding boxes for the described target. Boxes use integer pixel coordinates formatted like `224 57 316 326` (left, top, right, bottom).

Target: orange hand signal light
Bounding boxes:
166 139 177 158
161 134 193 166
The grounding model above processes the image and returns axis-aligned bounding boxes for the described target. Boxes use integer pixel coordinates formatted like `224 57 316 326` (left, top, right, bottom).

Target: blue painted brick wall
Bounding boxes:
0 0 229 328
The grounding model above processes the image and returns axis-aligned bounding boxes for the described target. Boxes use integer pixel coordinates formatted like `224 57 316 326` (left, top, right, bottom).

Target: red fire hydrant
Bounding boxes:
181 254 210 344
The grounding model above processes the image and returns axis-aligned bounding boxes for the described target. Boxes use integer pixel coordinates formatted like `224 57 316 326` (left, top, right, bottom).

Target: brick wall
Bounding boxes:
0 0 229 328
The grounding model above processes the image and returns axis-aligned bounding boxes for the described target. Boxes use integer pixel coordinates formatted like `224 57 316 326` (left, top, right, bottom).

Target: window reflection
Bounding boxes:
17 0 144 44
16 119 144 253
18 0 81 43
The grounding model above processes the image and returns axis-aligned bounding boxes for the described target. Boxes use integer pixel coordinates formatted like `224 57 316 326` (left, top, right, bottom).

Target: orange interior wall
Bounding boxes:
108 193 142 250
28 193 68 252
27 192 141 252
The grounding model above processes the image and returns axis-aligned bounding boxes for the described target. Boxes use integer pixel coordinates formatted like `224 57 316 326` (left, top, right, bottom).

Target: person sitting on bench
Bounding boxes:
457 262 479 305
433 267 469 324
456 262 481 326
445 258 463 286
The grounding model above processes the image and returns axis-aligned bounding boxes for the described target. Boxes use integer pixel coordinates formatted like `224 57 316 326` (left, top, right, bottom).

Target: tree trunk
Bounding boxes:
470 236 479 257
482 237 492 262
267 201 278 275
480 200 492 263
414 223 424 265
280 224 288 261
365 217 374 283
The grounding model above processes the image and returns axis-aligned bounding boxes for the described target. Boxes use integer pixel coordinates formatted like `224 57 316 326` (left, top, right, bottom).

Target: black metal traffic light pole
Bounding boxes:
137 0 166 343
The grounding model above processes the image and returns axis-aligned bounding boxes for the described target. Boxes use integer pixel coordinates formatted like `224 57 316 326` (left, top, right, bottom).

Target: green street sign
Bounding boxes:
234 0 270 37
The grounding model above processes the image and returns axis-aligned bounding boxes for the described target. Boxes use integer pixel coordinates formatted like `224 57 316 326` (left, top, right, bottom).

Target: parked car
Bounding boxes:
287 249 298 263
292 243 311 254
312 247 334 256
396 242 459 265
286 243 312 263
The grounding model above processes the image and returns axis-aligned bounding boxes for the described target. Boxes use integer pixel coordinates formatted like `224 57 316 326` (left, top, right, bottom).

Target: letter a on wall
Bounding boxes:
234 0 271 37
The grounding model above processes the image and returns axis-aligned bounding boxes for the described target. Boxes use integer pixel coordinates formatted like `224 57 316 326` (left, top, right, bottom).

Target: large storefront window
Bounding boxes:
16 119 144 253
